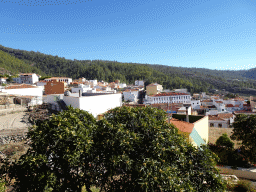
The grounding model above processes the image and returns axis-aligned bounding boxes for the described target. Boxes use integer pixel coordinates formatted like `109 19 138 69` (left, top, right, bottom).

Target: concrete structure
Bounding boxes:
44 77 72 85
146 83 163 96
63 93 122 118
135 80 144 87
144 92 191 105
44 80 66 95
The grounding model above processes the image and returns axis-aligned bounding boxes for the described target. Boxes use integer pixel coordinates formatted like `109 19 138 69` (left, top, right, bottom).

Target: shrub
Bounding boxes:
216 133 234 149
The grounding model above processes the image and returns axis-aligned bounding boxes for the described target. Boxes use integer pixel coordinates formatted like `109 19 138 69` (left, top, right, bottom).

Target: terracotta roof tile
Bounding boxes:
202 100 213 102
217 113 234 119
5 84 37 89
226 104 234 107
208 115 225 121
169 118 194 133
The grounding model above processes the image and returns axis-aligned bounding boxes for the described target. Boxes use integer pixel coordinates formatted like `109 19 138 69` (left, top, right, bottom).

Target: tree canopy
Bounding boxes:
231 114 256 163
1 106 226 191
216 133 234 149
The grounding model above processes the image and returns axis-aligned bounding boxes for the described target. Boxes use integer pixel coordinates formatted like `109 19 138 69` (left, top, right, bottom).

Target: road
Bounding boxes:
0 112 31 131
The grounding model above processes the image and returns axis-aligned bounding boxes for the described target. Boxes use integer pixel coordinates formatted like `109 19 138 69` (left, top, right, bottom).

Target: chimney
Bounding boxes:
79 89 82 97
183 104 191 123
186 106 189 122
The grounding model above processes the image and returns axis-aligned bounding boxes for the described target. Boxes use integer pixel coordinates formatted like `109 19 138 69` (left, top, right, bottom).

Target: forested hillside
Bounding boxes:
0 44 256 94
0 49 45 75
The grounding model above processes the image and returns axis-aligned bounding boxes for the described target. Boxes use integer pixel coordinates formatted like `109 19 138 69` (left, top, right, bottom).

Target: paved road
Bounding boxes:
0 112 31 130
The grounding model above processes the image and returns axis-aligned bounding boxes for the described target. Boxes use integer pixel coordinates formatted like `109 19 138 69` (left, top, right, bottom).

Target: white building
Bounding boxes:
177 106 191 115
1 84 43 105
89 80 98 87
144 92 191 105
118 83 127 89
123 89 139 103
63 93 122 118
0 77 7 84
44 77 72 85
191 100 201 109
213 100 226 112
135 80 144 87
71 84 92 93
14 73 39 84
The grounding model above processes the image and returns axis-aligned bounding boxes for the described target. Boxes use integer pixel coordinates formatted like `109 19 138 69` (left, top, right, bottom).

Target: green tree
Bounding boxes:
216 133 234 149
0 107 97 192
231 114 256 163
90 106 226 191
1 106 226 191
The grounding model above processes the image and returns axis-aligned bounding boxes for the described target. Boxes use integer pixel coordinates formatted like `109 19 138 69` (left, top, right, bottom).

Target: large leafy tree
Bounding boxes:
1 107 97 192
1 106 226 191
231 114 256 163
90 106 226 191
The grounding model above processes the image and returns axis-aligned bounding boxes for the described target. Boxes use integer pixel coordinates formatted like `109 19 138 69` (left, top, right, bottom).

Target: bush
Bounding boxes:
216 133 234 149
208 143 250 168
232 180 256 192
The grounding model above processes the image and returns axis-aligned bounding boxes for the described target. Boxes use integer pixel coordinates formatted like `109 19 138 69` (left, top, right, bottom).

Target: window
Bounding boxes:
218 123 222 128
210 123 214 127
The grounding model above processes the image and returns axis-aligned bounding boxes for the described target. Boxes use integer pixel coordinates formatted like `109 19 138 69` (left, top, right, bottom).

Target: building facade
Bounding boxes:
144 92 191 105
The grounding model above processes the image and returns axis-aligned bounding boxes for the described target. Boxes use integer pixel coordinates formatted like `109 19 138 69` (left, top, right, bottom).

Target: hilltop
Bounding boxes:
0 44 256 95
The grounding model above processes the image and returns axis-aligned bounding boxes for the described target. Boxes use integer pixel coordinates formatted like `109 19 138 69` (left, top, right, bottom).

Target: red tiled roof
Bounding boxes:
169 118 194 133
208 115 225 121
202 100 212 102
226 104 234 107
215 101 223 103
234 110 253 113
235 105 240 107
5 84 37 89
217 113 234 119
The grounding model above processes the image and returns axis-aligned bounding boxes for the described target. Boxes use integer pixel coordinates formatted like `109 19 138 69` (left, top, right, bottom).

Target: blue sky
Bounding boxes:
1 0 256 70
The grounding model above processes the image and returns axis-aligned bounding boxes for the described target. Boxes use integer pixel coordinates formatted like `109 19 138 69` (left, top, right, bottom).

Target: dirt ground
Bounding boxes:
0 112 31 133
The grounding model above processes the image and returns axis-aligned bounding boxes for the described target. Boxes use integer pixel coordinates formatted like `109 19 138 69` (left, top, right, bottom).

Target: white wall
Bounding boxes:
2 87 43 97
63 93 122 117
193 116 209 143
191 100 200 109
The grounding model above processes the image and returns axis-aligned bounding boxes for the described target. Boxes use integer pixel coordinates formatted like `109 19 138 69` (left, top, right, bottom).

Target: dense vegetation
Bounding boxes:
1 44 256 94
0 106 227 191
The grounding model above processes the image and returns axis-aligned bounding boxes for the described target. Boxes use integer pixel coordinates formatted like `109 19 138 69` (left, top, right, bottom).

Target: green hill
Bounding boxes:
0 44 255 95
0 49 45 75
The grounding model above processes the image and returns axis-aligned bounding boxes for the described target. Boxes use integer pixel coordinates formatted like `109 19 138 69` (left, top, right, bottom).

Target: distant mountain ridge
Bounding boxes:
0 44 255 95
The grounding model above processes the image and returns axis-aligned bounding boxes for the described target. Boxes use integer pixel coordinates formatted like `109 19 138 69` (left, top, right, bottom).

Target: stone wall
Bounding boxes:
0 135 27 144
209 127 241 148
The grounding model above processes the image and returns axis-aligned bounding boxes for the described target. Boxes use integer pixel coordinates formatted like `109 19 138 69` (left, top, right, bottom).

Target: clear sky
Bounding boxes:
1 0 256 70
